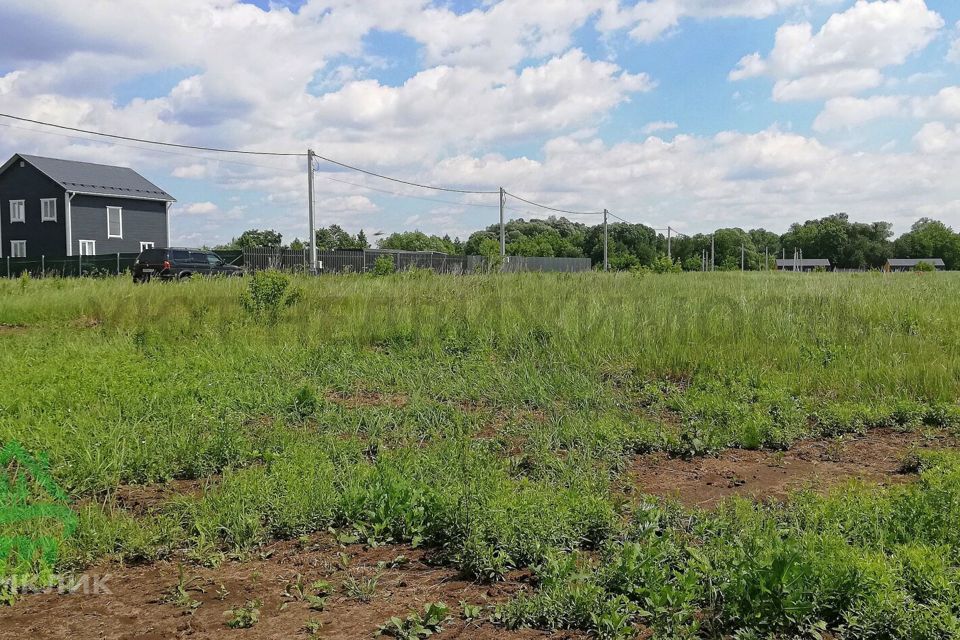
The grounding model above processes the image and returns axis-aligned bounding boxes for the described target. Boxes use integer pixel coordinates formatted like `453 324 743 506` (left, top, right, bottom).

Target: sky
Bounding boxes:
1 0 959 246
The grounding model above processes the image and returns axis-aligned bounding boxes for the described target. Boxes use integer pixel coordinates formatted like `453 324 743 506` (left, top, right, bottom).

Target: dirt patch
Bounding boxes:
0 323 28 335
0 537 581 640
71 316 102 329
626 428 958 508
327 390 410 410
111 478 211 515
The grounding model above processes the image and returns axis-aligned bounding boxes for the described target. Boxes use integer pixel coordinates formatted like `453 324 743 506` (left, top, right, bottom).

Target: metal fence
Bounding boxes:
1 248 592 278
1 250 244 278
498 256 593 273
242 248 592 275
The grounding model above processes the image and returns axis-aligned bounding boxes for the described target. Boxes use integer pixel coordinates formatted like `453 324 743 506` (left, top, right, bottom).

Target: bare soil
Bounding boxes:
626 428 958 508
111 478 212 515
0 536 582 640
0 324 28 335
326 390 410 410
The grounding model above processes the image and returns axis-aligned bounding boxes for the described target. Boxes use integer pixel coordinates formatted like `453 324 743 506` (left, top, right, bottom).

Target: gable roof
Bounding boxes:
1 154 175 201
775 258 831 267
887 258 945 267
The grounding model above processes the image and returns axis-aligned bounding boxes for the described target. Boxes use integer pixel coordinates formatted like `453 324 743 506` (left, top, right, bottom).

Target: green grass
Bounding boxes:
1 271 960 637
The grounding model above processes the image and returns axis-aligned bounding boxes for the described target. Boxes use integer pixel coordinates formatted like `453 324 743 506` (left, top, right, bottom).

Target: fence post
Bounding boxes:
78 253 82 277
117 253 120 275
41 255 45 277
5 256 8 278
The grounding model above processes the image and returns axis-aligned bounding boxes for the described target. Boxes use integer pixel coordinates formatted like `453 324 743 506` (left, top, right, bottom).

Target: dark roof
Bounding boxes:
776 258 831 267
1 154 175 201
887 258 945 267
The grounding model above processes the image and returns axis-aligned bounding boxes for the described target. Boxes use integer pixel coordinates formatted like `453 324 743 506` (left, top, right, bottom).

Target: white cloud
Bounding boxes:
641 120 679 134
949 21 960 62
732 0 944 101
813 86 960 131
913 122 960 154
172 163 209 179
598 0 812 43
813 95 907 131
181 201 220 215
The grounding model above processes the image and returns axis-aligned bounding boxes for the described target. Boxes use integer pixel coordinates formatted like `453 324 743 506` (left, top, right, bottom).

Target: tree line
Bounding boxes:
216 213 960 271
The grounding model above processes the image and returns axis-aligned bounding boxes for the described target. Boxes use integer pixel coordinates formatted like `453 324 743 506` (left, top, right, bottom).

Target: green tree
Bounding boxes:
377 231 456 253
315 225 364 250
893 218 960 269
219 229 283 250
780 213 892 269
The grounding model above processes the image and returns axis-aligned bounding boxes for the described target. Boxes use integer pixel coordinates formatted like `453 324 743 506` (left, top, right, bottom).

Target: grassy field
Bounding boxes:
2 271 960 638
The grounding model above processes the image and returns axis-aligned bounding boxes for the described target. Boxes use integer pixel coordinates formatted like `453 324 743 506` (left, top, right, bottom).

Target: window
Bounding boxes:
206 253 224 266
41 198 57 222
9 200 24 223
10 241 25 258
107 206 123 238
139 241 155 252
78 240 96 256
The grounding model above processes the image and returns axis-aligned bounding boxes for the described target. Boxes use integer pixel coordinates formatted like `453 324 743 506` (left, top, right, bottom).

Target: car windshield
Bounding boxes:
206 254 223 265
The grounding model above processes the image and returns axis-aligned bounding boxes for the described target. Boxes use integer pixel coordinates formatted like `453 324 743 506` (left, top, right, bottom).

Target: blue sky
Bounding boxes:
1 0 960 246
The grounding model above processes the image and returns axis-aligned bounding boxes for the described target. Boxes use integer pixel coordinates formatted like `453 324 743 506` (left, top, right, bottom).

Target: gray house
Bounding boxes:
775 258 832 272
885 258 946 272
0 154 175 258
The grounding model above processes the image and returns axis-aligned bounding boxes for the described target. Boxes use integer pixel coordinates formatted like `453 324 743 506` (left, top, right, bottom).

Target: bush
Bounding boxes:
239 270 300 323
914 261 936 273
372 255 396 276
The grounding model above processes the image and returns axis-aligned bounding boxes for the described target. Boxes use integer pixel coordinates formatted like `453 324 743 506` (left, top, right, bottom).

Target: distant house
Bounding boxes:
775 258 832 272
885 258 946 272
0 154 175 258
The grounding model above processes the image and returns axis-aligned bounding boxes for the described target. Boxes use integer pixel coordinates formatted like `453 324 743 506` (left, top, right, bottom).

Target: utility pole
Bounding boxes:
765 247 769 271
307 149 317 273
741 244 745 271
710 235 715 272
603 209 609 272
499 187 506 257
667 226 672 261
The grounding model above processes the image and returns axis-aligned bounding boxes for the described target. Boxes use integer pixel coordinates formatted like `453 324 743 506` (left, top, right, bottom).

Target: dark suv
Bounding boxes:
132 248 243 282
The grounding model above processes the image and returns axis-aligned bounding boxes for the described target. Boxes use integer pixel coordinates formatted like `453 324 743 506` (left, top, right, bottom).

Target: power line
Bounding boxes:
1 112 499 194
503 190 604 216
318 173 501 209
0 121 303 174
311 157 498 195
0 112 306 157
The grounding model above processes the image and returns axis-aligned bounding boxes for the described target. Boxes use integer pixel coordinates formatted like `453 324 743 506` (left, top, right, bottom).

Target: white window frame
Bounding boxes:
139 241 155 251
41 198 57 222
78 240 96 256
106 206 123 239
10 241 26 258
9 200 25 223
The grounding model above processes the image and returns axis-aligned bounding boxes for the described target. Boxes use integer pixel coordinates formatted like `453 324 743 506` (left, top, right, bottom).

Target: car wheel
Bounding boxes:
178 272 192 280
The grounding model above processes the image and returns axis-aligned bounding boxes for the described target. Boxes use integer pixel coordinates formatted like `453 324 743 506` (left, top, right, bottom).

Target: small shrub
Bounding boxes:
239 270 300 323
378 602 450 639
372 255 396 276
225 599 261 628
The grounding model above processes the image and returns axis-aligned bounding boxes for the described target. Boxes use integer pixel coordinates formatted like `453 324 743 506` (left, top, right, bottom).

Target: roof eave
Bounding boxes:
65 189 176 203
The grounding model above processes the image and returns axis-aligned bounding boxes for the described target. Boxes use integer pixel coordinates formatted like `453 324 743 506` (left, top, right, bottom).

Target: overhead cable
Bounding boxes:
503 190 604 216
312 157 498 195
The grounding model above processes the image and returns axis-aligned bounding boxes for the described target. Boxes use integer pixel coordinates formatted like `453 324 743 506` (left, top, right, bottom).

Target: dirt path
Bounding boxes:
0 536 581 640
626 428 958 508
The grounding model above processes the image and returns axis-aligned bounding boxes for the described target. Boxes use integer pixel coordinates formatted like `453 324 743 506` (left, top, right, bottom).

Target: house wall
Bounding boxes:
0 160 67 258
70 195 168 255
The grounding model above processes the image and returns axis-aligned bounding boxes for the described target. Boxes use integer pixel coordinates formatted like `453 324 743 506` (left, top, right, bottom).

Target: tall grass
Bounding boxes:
1 271 959 637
